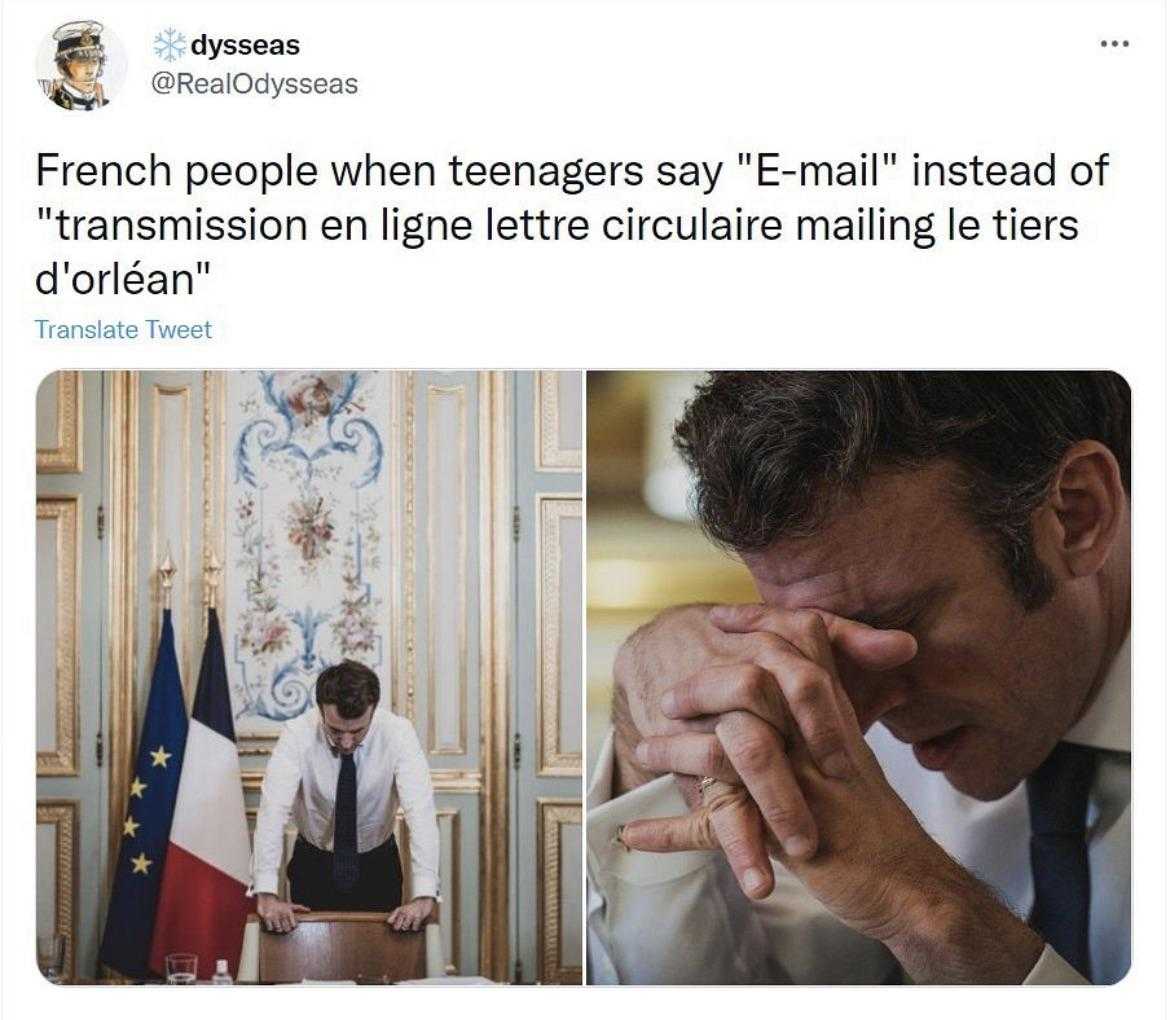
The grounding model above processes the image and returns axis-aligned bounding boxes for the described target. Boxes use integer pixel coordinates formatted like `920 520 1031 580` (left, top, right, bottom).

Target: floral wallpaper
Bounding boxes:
226 371 389 737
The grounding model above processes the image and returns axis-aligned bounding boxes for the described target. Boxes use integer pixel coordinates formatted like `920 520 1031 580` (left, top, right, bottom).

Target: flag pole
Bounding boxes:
159 547 176 610
204 549 222 611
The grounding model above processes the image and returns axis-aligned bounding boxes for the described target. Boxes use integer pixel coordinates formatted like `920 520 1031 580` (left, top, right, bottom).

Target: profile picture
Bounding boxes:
37 20 126 111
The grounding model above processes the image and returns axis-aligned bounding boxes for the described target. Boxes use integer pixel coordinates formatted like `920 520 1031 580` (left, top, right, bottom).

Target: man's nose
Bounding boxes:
839 666 912 732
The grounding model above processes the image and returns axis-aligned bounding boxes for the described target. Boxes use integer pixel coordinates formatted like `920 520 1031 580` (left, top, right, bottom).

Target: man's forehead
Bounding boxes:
741 465 957 614
744 550 895 621
322 705 371 728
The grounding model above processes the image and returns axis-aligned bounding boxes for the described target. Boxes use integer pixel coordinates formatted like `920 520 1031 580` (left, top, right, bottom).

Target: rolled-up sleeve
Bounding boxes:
251 726 302 896
394 721 441 900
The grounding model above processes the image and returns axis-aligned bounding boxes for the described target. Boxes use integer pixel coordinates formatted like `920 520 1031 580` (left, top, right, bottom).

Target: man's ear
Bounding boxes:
1034 440 1127 580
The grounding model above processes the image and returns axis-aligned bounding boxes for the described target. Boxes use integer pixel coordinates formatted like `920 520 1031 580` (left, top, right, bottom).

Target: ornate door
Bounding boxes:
512 372 584 983
35 372 106 979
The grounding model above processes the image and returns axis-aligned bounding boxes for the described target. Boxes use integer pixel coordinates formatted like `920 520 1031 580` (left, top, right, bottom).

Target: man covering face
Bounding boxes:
588 372 1130 985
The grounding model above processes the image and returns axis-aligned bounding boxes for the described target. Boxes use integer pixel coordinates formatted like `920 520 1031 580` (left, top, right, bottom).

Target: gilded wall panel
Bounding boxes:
535 371 582 472
477 370 511 981
426 384 468 755
37 371 83 474
536 495 583 776
36 800 78 981
537 799 582 984
36 497 79 776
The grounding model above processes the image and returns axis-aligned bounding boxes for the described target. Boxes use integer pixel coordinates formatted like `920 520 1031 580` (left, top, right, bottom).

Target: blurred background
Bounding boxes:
586 372 757 776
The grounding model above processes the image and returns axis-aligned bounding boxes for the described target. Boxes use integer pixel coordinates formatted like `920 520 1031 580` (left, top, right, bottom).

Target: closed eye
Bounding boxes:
852 581 953 632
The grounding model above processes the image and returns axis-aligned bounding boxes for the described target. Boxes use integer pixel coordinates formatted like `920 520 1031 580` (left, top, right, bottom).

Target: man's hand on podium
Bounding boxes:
257 892 310 933
387 896 435 932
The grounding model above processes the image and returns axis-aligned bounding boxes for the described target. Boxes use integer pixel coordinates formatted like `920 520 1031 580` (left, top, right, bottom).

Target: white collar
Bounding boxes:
61 80 98 101
1064 633 1130 753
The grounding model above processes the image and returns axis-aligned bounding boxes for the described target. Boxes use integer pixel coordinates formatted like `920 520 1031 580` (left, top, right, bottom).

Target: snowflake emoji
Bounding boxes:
154 27 186 62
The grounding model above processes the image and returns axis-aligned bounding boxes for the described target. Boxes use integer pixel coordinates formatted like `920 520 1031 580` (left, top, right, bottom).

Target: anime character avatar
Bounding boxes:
47 21 109 110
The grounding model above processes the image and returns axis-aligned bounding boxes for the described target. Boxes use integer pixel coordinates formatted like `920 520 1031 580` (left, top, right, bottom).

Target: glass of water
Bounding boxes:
165 952 198 984
36 933 66 983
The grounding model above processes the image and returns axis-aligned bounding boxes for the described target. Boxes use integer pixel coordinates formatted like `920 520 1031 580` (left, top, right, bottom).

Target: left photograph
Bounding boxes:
34 370 583 985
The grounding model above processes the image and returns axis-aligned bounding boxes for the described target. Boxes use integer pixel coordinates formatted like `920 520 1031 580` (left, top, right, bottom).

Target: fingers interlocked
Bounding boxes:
621 603 917 903
715 710 818 860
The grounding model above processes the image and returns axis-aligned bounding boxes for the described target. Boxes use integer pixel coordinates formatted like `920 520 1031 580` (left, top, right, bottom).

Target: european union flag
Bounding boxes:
98 610 188 979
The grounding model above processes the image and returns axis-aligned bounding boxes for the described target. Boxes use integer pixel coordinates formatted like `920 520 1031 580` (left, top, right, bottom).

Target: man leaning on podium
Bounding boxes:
250 661 440 934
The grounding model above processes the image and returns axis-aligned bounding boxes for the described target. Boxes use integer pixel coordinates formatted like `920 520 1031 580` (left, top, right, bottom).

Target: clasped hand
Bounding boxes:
619 603 924 915
615 604 1044 983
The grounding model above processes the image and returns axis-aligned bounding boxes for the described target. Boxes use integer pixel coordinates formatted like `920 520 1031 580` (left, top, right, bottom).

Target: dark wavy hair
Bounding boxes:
316 660 381 719
673 372 1130 610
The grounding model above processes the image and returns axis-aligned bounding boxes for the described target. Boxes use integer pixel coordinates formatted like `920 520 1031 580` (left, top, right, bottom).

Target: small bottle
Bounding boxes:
211 959 233 985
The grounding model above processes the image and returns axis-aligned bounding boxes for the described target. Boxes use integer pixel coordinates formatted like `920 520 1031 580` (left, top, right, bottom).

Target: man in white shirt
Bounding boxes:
587 372 1130 984
252 660 440 934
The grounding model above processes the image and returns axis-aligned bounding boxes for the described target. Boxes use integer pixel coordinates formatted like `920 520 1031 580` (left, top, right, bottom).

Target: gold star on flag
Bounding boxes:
123 816 140 838
150 745 172 768
130 852 152 875
129 776 147 798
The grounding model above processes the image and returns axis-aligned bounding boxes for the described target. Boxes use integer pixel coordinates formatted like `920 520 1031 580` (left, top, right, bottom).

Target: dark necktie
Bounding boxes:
1026 741 1098 979
333 753 359 893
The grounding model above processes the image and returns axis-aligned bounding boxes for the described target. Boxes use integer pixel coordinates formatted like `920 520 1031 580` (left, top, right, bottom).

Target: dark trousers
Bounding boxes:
287 834 403 911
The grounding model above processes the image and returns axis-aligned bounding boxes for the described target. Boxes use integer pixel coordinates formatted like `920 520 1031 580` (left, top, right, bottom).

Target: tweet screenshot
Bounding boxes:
2 0 1165 1015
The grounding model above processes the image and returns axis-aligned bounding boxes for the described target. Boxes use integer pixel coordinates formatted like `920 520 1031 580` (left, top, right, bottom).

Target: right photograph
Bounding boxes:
585 371 1130 986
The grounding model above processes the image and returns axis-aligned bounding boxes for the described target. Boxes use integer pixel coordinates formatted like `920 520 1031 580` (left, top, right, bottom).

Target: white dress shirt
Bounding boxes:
587 637 1130 984
251 706 441 900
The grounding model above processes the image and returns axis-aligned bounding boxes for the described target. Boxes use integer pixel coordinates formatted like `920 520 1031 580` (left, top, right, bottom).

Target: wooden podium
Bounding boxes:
242 908 441 983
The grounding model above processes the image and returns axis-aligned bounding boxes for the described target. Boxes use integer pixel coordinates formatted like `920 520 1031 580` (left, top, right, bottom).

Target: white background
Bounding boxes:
2 0 1165 1016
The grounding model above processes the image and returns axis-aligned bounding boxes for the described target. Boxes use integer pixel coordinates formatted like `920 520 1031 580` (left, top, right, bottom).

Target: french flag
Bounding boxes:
149 608 251 979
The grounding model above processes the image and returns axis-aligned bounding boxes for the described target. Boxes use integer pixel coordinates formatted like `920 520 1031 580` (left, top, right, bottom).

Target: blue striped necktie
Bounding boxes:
1026 741 1097 979
333 753 359 892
